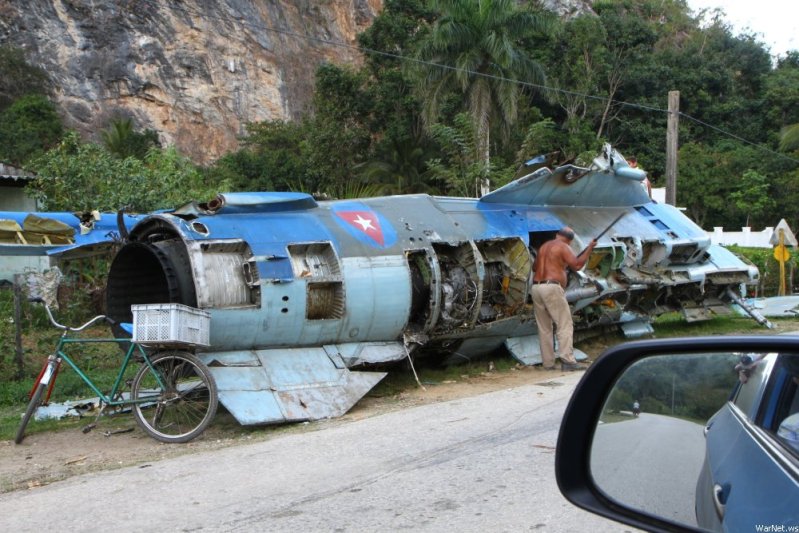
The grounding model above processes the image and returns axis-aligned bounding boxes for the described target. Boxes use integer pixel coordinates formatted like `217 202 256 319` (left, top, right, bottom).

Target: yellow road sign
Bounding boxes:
774 244 791 262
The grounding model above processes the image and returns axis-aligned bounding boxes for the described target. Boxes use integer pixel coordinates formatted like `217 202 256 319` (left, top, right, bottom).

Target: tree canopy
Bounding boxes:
411 0 553 195
27 132 226 213
2 0 798 231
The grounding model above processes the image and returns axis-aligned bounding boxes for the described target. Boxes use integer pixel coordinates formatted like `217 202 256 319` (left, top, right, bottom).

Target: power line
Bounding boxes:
136 0 799 164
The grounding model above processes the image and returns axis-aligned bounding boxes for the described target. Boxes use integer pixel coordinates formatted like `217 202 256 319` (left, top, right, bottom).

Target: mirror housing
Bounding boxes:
555 335 799 532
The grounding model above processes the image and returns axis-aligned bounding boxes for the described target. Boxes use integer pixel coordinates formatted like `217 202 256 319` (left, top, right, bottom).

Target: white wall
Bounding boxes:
649 187 782 249
707 226 775 248
0 186 37 211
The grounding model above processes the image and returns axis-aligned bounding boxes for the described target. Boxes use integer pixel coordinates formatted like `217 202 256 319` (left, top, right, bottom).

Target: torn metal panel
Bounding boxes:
187 239 259 308
326 342 407 367
480 147 650 208
620 319 655 338
34 398 102 420
739 296 799 317
213 389 285 425
1 211 139 281
198 347 385 425
504 335 588 365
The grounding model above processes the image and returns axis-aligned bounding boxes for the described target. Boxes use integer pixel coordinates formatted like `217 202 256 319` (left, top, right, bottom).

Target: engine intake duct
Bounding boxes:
106 241 197 326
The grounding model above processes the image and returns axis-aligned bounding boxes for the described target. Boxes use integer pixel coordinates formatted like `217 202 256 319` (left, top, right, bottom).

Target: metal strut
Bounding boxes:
726 288 775 329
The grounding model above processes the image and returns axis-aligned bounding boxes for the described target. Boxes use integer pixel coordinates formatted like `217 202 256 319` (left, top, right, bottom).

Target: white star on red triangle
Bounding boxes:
353 215 375 231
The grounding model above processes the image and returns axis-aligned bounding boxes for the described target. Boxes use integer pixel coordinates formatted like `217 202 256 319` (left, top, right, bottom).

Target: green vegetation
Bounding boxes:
101 117 160 160
0 46 50 111
27 132 227 213
412 0 552 195
0 94 63 166
0 2 796 223
0 46 59 166
651 312 767 337
727 245 799 297
0 289 145 440
603 353 740 423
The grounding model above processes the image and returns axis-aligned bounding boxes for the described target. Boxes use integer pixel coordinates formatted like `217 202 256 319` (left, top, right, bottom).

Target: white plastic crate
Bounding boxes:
131 303 210 347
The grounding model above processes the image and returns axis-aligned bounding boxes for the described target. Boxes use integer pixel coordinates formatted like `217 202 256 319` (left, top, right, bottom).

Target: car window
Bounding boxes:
734 354 799 458
731 353 771 418
773 355 799 456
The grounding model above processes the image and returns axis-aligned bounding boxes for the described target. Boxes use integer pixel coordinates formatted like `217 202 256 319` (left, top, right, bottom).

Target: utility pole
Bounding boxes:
14 275 24 379
666 90 679 206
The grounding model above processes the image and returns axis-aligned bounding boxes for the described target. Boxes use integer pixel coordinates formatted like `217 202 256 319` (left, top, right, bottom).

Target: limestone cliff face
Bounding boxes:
0 0 591 165
0 0 382 164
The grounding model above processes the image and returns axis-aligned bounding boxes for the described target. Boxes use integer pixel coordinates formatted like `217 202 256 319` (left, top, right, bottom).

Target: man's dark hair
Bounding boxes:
557 228 575 240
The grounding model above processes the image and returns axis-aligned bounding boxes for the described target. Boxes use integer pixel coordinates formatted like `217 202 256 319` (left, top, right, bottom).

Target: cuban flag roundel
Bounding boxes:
332 203 396 248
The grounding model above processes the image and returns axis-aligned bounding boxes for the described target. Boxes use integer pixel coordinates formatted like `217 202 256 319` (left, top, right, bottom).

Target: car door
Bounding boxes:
696 353 799 531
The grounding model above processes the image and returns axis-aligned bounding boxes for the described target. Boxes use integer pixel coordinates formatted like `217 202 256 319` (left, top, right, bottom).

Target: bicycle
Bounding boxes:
15 298 218 444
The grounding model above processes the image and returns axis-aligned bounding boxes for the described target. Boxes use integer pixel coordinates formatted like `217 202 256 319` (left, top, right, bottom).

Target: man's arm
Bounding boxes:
564 239 598 270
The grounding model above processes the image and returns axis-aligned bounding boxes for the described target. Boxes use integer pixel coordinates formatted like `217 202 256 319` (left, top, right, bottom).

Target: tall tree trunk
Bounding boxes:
480 127 490 197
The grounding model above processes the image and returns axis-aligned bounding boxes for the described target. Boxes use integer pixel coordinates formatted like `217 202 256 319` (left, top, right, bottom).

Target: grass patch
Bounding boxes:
652 312 771 337
4 301 795 442
366 355 518 398
0 325 144 441
598 412 633 424
0 403 100 441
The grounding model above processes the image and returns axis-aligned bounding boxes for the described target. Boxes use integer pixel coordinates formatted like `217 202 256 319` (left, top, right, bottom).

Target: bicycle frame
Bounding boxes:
18 299 218 445
51 334 166 408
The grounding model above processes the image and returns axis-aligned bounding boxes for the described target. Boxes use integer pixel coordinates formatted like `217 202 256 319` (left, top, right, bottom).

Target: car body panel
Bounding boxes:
696 403 799 530
696 353 799 531
556 336 799 533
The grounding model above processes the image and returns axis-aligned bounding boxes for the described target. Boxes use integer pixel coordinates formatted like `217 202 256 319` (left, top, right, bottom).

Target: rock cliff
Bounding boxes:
0 0 591 165
0 0 381 164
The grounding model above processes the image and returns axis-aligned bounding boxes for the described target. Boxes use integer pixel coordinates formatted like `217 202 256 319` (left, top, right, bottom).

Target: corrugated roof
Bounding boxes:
0 162 36 182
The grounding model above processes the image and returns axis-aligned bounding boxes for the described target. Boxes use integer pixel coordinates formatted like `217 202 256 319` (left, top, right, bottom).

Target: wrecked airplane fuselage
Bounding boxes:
104 146 758 426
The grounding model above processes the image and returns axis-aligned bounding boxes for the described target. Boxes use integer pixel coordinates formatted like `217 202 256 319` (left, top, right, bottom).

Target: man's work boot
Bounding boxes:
561 362 589 371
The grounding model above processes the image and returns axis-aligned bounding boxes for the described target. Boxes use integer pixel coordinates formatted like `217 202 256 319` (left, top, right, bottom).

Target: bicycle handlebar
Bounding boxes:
28 298 115 332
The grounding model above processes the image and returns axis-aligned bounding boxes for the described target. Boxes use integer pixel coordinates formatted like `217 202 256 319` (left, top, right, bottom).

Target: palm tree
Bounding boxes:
101 117 135 157
413 0 551 196
101 117 160 160
355 135 439 195
780 123 799 152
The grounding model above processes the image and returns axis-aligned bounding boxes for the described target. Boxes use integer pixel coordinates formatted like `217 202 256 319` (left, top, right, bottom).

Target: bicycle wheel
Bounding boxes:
131 351 218 443
15 382 46 444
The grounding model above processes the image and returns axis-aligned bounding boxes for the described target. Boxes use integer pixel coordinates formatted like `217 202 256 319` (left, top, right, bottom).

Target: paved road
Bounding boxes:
592 413 706 526
1 373 636 532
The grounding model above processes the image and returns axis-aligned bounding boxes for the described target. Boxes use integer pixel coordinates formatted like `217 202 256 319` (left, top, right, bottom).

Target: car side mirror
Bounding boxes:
556 336 799 532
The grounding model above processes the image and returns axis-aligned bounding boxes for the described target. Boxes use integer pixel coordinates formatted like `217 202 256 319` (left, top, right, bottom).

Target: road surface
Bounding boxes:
592 412 705 526
1 373 638 532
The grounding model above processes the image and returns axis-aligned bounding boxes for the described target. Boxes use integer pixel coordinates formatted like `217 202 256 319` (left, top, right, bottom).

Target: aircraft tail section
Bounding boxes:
480 144 650 208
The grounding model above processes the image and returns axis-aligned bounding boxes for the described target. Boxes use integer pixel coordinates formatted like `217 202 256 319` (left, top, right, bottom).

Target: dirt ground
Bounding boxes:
1 318 788 494
1 353 610 494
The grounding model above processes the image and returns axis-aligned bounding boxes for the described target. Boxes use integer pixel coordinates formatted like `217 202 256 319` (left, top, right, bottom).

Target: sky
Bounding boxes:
686 0 798 57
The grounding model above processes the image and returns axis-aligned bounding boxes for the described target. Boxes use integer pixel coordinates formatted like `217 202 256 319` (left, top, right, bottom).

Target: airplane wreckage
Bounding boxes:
2 145 766 426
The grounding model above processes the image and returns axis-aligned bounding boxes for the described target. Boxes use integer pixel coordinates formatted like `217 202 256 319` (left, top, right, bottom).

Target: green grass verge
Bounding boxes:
2 311 792 442
652 312 776 337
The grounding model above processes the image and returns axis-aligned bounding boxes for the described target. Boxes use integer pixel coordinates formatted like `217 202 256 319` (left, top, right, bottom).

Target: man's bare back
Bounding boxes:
533 229 596 287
